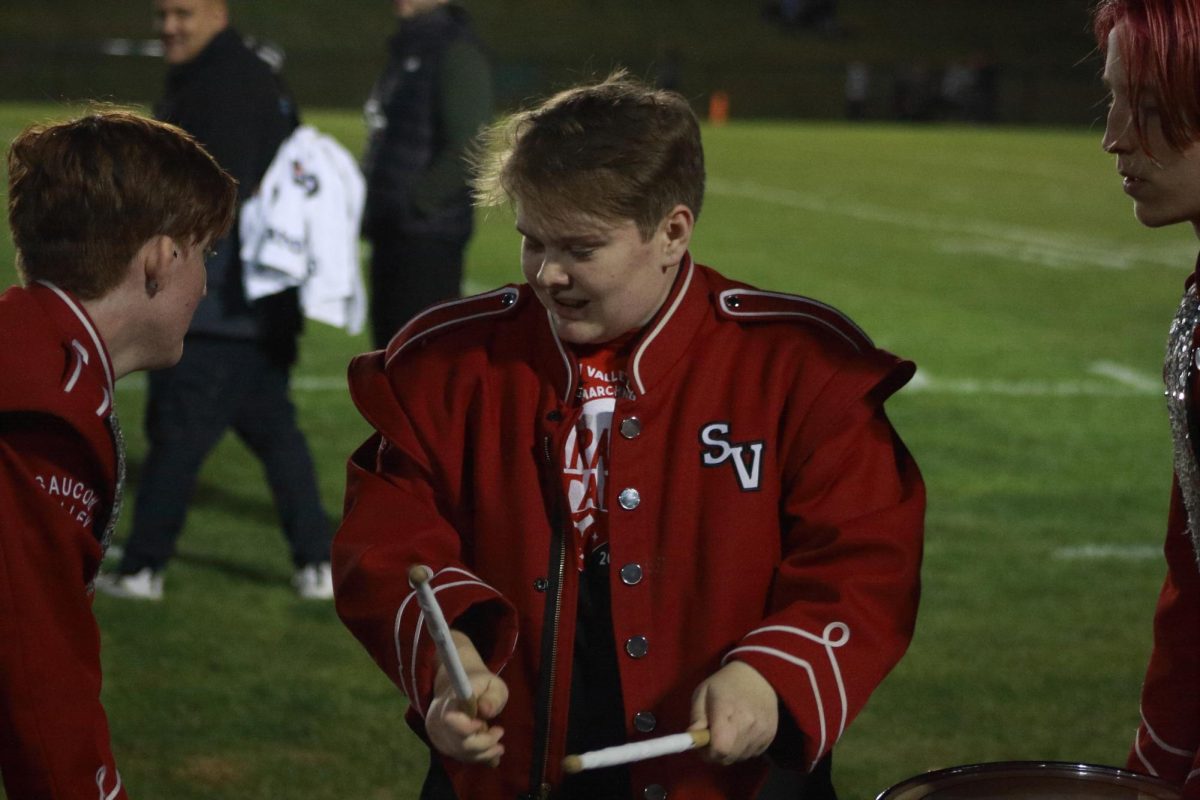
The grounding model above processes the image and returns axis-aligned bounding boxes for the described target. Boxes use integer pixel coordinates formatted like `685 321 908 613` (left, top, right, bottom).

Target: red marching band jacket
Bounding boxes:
334 257 926 799
0 283 127 799
1130 268 1200 797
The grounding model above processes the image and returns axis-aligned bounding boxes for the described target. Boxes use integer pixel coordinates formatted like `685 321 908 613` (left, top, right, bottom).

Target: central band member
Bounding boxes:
334 74 925 800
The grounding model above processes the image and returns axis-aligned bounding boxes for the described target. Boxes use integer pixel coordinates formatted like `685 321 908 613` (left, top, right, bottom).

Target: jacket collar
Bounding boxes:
30 281 116 417
535 253 708 404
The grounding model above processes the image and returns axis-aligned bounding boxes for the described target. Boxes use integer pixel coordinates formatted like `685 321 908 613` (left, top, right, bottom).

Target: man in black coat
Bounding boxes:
362 0 493 348
97 0 333 601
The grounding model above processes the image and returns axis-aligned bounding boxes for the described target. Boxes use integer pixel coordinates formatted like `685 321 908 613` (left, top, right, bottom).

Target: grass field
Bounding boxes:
2 102 1196 799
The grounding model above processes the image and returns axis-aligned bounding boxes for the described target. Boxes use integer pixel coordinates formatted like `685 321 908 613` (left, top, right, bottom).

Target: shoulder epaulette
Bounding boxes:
385 285 524 366
715 288 875 353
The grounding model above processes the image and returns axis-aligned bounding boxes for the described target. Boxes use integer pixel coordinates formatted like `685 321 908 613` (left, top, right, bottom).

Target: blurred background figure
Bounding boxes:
844 60 870 119
891 62 937 121
96 0 334 602
361 0 493 349
763 0 840 35
780 0 803 26
654 46 683 93
938 60 974 121
966 50 999 123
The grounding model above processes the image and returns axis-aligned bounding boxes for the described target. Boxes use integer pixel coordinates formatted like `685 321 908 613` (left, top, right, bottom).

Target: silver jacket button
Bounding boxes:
620 563 644 585
618 488 641 510
619 416 642 439
625 635 649 658
633 710 657 733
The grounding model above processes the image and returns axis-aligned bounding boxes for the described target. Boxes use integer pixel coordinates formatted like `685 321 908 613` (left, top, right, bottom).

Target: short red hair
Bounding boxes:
1094 0 1200 152
8 107 236 299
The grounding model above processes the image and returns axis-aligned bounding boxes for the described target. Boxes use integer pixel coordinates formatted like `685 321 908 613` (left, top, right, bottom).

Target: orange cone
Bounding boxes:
708 90 730 126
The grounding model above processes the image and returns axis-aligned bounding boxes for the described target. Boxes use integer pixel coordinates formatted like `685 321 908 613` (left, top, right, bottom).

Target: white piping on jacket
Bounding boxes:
393 567 497 716
631 260 694 396
715 288 871 353
387 287 518 365
38 281 115 412
723 621 850 770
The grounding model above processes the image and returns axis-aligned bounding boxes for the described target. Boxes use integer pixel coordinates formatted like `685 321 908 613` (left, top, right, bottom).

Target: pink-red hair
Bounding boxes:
1094 0 1200 152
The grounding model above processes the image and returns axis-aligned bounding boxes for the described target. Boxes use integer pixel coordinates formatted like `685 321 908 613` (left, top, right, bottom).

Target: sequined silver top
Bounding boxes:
1164 283 1200 568
101 411 126 557
86 412 125 591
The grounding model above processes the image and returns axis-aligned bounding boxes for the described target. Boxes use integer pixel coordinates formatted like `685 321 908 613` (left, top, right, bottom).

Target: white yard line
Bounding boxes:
1088 361 1162 393
115 374 348 392
906 362 1160 397
905 376 1144 397
1052 544 1161 561
706 176 1191 271
291 376 350 391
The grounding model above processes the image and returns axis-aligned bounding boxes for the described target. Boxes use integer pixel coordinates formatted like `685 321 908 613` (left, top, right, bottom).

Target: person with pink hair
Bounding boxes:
1096 1 1200 793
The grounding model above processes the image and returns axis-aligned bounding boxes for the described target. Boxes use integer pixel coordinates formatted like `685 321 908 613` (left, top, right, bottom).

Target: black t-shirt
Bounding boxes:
563 542 631 799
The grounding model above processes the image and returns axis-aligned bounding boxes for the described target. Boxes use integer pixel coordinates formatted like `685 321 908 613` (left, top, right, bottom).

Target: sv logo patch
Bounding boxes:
699 422 765 491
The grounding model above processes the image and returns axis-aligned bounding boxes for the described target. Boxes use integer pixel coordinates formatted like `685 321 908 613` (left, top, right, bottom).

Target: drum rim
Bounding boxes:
875 760 1181 800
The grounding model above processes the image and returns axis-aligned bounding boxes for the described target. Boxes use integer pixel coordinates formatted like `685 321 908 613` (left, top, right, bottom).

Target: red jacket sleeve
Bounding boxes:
725 349 925 771
1127 481 1200 787
333 354 518 723
0 418 128 800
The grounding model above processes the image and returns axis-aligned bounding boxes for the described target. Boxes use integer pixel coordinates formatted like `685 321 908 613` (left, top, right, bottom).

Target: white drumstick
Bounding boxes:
408 564 477 717
562 730 710 774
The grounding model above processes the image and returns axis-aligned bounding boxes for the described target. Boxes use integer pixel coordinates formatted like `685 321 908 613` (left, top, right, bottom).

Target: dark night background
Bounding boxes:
0 0 1103 123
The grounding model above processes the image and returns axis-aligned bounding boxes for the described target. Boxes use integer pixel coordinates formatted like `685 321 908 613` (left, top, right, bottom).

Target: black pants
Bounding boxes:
760 756 836 800
118 336 330 573
368 232 468 349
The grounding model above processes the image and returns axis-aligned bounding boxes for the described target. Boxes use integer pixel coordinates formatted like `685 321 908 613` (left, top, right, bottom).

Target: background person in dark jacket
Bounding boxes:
362 0 493 348
97 0 334 601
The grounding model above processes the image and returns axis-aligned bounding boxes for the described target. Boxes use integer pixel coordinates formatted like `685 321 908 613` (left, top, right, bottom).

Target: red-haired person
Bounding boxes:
334 74 925 800
0 110 235 799
1097 0 1200 794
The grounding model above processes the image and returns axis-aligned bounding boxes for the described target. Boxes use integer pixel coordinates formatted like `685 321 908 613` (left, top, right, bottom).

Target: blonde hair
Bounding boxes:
473 71 704 240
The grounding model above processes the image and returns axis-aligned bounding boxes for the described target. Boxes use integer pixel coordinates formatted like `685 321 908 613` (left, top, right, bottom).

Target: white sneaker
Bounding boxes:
94 567 164 601
293 562 333 600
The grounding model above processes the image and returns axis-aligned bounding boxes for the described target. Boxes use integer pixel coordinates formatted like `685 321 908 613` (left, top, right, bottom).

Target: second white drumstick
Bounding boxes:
562 730 710 774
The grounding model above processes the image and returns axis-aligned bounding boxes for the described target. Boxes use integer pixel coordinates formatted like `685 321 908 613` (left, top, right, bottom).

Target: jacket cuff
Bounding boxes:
723 621 850 771
393 565 518 718
1129 712 1199 785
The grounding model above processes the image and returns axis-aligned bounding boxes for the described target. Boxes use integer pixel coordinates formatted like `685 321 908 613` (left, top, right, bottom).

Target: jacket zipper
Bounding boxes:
538 536 566 799
531 432 568 799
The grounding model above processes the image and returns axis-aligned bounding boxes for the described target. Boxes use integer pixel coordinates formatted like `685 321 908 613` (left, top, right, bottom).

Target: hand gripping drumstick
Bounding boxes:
562 730 710 774
408 565 478 718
